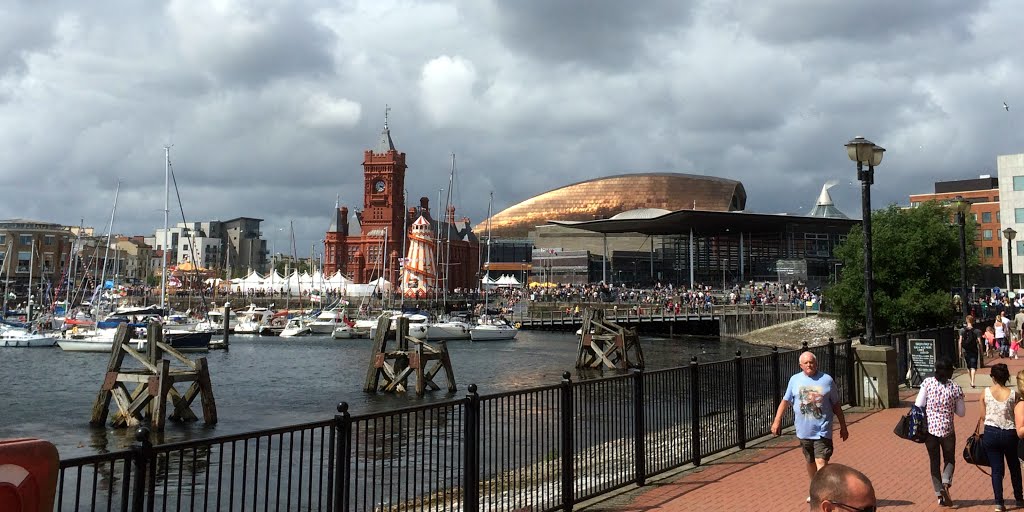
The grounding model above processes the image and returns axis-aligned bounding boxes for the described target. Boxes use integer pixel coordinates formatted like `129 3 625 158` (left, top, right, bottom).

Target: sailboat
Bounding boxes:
61 148 211 352
469 192 518 341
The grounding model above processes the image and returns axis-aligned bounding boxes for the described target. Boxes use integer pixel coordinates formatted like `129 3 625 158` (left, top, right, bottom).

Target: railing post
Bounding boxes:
560 372 575 511
130 427 152 512
827 337 837 378
463 384 481 512
690 356 701 467
734 350 746 450
771 347 781 414
632 368 646 486
846 338 857 407
332 402 352 512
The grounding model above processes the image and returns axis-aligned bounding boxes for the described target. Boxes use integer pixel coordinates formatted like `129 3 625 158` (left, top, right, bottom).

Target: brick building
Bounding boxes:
909 176 1002 268
323 122 480 290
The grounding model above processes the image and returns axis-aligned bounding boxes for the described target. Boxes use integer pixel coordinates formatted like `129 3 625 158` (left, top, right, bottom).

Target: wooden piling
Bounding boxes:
89 320 219 432
363 313 457 396
575 308 645 370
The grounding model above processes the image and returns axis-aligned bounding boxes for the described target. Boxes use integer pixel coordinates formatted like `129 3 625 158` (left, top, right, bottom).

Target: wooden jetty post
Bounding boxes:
363 315 457 395
90 322 218 431
575 307 645 370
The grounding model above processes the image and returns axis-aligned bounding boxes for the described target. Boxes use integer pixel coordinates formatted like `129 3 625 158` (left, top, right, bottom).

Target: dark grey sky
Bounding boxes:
0 0 1020 256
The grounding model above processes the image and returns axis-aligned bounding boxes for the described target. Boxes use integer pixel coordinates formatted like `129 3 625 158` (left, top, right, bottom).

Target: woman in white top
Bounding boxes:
915 358 965 507
980 363 1022 511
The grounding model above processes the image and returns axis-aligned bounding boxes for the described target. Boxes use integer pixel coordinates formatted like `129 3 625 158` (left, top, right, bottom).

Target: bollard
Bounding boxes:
131 427 152 512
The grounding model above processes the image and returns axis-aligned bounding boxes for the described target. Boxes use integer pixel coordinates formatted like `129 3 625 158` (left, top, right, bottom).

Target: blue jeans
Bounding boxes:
984 425 1023 505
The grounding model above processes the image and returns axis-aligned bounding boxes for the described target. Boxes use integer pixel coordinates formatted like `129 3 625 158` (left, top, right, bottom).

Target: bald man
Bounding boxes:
809 463 876 511
772 351 849 500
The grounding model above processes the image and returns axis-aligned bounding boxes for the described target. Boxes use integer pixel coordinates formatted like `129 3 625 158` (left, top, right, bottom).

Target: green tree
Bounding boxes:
826 201 978 337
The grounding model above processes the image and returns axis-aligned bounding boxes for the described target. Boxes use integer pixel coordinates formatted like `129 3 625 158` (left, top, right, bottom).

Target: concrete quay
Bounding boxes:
579 356 1024 511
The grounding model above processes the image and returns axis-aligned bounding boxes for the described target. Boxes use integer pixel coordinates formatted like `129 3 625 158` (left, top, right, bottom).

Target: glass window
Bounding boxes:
998 211 1001 222
1018 241 1024 255
985 247 994 258
0 251 5 263
984 230 993 241
983 212 993 223
17 251 30 271
44 235 54 246
1015 176 1024 190
972 213 978 222
19 234 32 245
0 234 5 245
1016 209 1024 223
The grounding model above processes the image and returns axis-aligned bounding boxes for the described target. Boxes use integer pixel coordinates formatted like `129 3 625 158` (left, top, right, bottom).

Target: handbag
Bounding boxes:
893 414 911 440
893 405 927 443
963 431 990 467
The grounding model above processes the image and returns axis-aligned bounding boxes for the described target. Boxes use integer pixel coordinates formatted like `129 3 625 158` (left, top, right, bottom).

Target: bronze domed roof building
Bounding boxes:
477 173 746 238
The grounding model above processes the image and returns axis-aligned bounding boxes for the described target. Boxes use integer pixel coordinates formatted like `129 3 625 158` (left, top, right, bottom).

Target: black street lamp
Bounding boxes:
953 196 970 322
846 136 885 345
1004 227 1017 292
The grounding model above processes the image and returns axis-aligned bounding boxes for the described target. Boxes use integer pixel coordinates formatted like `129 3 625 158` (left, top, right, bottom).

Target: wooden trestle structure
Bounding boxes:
90 323 218 432
363 315 457 395
575 307 645 370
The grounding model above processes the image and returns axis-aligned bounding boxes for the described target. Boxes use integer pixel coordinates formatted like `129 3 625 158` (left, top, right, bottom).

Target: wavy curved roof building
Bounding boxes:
477 173 746 238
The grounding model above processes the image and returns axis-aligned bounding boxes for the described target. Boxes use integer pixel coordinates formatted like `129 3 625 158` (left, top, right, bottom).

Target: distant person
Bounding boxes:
981 363 1022 511
1014 308 1024 342
808 463 876 511
915 357 965 506
985 326 998 360
996 312 1009 357
771 351 849 502
958 316 981 388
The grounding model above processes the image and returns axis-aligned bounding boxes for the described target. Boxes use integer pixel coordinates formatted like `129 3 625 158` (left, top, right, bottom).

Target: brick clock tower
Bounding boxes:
324 120 405 284
324 114 480 293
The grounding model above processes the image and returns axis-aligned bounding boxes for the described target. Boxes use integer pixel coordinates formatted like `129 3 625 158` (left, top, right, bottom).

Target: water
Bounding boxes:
0 331 769 458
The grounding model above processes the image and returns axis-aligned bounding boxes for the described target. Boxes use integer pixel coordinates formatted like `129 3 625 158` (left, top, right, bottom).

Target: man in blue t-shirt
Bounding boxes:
771 351 849 501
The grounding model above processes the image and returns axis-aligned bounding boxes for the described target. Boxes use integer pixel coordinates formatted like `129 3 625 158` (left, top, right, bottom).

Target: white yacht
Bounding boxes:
309 306 348 335
233 305 275 334
280 317 313 337
416 317 472 340
469 315 519 341
1 326 57 348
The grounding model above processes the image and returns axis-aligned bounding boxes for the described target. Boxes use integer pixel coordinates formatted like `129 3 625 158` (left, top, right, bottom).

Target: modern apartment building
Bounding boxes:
998 154 1024 289
909 176 1002 268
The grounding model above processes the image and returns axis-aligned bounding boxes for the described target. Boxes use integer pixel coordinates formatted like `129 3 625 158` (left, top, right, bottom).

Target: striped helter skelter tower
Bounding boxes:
401 215 437 298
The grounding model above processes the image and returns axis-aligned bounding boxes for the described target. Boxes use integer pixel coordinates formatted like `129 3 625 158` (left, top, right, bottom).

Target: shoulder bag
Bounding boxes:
963 418 990 468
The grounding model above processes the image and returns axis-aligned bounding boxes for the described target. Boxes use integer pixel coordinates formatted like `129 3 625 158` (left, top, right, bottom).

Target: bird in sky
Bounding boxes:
1005 102 1010 111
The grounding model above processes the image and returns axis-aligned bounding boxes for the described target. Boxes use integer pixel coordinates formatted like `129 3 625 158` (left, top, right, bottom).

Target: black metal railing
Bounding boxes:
56 339 854 512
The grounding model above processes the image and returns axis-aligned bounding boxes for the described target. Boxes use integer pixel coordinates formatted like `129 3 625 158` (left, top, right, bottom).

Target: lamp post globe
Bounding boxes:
845 137 884 346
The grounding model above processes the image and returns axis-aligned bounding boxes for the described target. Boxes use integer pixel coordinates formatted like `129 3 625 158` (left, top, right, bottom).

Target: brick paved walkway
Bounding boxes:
580 355 1024 511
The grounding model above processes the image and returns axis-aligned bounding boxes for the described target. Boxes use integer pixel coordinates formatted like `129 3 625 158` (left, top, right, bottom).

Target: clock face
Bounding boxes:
374 180 386 193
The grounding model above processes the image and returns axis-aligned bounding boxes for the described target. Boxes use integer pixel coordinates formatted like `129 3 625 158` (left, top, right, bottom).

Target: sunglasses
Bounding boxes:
827 501 876 512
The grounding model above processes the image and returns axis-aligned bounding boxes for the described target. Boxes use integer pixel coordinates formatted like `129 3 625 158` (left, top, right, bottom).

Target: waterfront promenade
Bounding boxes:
582 356 1024 511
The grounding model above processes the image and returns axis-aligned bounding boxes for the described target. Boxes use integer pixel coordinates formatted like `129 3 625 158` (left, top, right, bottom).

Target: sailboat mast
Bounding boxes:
27 239 34 323
162 146 171 311
434 188 442 295
400 188 407 309
1 240 13 315
443 154 455 307
483 191 493 309
98 181 120 301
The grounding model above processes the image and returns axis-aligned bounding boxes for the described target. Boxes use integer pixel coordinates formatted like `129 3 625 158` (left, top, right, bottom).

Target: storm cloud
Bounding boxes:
0 0 1020 255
